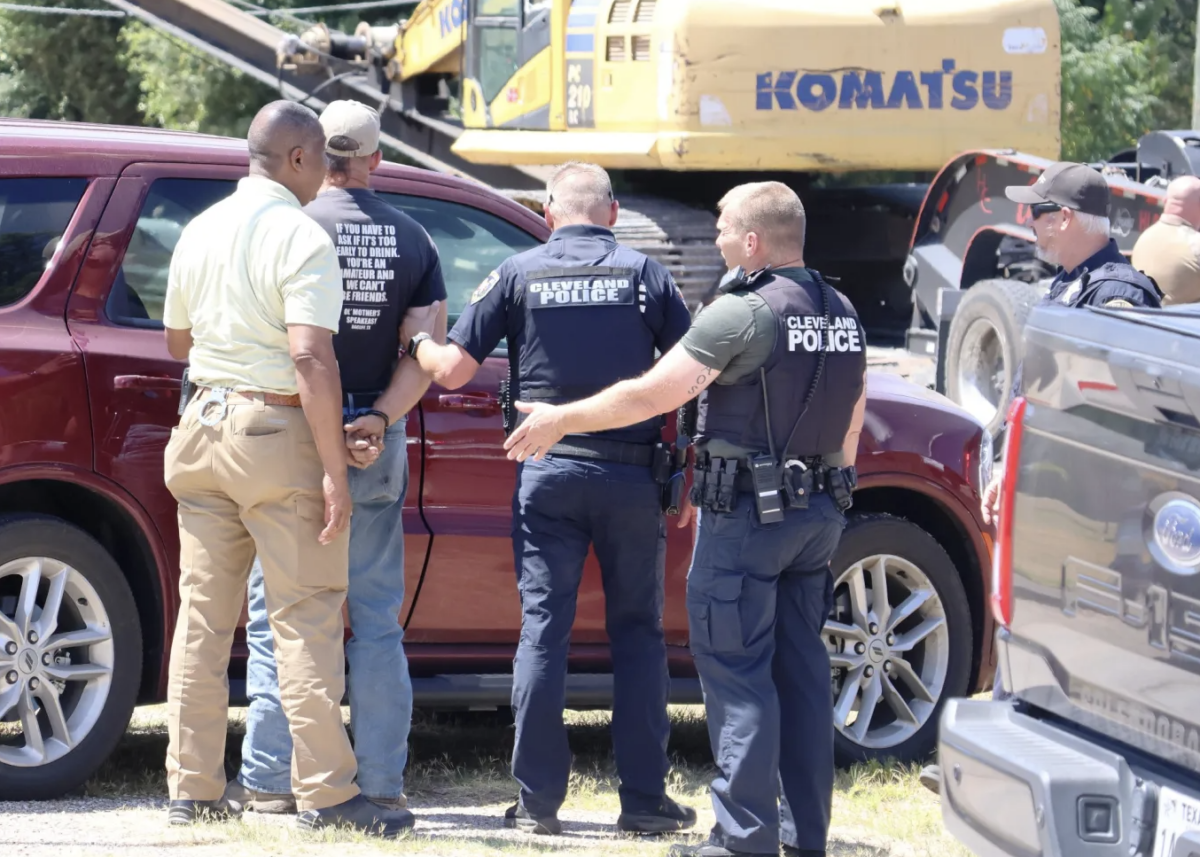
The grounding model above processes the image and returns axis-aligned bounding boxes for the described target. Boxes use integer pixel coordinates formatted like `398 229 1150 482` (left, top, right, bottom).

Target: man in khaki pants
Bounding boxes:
160 100 413 837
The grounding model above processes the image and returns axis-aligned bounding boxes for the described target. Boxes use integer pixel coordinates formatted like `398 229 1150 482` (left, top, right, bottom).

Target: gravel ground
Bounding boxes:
0 797 923 857
866 345 936 389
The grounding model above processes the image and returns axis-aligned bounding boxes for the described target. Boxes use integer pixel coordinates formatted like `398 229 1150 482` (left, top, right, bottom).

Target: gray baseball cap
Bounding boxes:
319 100 380 157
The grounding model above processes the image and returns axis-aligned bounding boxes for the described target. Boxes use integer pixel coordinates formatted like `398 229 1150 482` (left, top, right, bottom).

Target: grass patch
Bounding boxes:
58 703 967 856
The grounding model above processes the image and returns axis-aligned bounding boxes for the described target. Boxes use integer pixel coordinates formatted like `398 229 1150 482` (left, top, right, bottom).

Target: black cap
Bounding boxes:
1004 161 1110 218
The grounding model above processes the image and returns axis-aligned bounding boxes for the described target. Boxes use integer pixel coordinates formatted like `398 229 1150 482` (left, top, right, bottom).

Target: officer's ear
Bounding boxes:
1059 207 1075 234
607 199 620 229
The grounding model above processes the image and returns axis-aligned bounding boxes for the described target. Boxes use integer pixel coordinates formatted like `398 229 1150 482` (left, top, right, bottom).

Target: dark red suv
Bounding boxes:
0 119 996 800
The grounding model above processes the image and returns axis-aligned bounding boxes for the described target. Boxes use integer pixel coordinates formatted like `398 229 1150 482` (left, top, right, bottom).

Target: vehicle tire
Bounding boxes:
945 278 1044 437
825 513 972 766
0 515 142 800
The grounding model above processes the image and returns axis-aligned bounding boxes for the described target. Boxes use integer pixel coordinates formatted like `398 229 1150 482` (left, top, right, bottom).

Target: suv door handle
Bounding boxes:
439 393 499 413
115 374 182 391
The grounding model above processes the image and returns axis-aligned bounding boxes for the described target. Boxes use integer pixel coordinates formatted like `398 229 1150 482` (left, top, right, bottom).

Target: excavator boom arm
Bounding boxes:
396 0 467 78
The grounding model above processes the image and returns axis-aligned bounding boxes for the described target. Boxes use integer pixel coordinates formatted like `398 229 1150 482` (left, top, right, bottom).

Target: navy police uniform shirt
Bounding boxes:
1042 238 1161 310
1014 239 1161 402
448 223 692 388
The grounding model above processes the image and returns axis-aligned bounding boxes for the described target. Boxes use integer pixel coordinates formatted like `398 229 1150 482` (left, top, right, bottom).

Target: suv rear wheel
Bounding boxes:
0 515 142 799
824 513 972 765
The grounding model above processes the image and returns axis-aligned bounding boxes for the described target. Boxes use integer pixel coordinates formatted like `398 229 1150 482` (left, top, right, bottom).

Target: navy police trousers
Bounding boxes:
510 456 671 817
688 493 846 854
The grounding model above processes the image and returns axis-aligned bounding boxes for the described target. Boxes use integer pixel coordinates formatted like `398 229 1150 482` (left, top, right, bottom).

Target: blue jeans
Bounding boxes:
238 419 412 800
510 456 671 818
687 494 846 854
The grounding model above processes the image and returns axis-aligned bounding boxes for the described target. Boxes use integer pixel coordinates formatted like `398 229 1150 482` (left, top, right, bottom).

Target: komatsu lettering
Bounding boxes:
786 315 862 352
437 0 465 38
756 60 1012 111
529 278 630 307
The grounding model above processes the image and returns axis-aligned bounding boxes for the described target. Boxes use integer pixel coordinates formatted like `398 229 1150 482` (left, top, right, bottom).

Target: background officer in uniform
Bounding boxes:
921 161 1163 795
404 162 696 836
161 101 412 836
980 162 1161 519
503 181 868 857
230 101 446 817
1006 161 1162 311
1132 175 1200 305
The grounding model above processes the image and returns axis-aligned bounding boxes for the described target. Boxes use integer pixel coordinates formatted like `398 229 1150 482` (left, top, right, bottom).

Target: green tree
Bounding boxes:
0 1 143 125
119 22 274 138
1097 0 1197 133
1057 0 1161 162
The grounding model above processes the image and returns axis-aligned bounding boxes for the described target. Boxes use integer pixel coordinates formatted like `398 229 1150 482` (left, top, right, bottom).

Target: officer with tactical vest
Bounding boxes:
920 160 1164 797
504 181 868 857
402 162 696 836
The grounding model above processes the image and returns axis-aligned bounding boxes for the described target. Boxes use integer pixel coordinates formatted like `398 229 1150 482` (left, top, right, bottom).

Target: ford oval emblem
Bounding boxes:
1149 493 1200 576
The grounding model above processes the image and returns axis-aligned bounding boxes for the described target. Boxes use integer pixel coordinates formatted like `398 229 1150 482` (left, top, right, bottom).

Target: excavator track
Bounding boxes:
499 190 726 309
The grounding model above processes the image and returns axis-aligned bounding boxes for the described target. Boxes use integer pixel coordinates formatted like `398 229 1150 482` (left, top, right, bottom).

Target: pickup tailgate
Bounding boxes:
1011 303 1200 776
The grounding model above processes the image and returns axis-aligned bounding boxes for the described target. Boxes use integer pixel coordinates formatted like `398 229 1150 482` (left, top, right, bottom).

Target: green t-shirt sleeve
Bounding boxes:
679 293 756 372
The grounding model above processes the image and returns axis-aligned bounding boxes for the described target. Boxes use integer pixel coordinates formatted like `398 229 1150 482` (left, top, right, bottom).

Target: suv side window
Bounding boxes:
0 177 88 308
377 192 540 335
108 178 235 327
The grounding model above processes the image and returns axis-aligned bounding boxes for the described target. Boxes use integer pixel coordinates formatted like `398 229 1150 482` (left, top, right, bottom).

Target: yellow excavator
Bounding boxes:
272 0 1061 330
283 0 1059 172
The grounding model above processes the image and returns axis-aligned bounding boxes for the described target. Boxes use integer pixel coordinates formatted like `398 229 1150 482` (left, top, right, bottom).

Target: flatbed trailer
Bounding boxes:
902 130 1200 437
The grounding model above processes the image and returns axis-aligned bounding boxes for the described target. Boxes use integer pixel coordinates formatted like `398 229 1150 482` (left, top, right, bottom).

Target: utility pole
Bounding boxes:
1194 0 1200 128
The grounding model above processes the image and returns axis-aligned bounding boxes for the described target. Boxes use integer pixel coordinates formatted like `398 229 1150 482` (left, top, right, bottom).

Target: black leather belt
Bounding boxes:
547 435 654 467
343 390 382 410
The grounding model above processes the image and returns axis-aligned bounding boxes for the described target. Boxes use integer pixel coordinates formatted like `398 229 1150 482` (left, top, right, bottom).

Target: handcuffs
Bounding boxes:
196 386 231 427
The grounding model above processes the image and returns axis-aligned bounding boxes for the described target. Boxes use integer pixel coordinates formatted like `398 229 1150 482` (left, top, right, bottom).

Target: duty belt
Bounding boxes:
691 453 854 515
546 435 655 467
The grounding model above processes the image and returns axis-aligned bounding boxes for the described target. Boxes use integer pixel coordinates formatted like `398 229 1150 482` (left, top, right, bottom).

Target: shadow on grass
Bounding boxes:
79 705 924 811
80 706 717 801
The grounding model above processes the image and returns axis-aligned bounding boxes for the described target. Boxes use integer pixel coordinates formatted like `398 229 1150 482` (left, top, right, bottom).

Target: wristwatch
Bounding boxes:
406 332 432 360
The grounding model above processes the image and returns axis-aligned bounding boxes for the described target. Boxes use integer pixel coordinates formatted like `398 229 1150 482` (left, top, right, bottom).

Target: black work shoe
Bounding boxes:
167 798 243 826
504 802 562 835
782 847 826 857
919 764 941 795
295 794 415 838
668 842 775 857
618 795 698 833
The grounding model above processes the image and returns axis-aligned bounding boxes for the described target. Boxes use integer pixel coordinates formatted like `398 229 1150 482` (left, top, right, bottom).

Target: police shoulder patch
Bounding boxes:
1103 298 1135 308
470 270 501 304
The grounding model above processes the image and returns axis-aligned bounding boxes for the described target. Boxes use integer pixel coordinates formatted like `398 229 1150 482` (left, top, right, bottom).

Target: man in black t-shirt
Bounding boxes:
227 100 447 819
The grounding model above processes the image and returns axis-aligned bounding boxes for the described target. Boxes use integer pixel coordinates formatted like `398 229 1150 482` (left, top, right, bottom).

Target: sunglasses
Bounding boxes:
1030 202 1063 220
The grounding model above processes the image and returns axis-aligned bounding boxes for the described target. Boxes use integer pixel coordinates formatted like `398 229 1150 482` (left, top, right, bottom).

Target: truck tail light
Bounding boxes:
991 396 1027 629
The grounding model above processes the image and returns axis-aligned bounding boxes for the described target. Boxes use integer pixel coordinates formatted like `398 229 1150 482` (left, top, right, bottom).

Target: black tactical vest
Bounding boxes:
697 271 866 458
515 258 661 444
1049 261 1163 309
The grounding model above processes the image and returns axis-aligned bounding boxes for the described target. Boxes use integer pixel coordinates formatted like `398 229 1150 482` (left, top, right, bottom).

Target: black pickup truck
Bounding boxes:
937 301 1200 857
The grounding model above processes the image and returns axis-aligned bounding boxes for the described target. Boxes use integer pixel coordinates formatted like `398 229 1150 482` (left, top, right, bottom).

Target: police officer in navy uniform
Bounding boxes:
404 162 697 835
503 181 869 857
1006 160 1162 311
920 161 1163 796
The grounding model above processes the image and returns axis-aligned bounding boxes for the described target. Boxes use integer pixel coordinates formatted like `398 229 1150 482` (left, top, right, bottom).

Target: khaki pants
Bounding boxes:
163 393 358 812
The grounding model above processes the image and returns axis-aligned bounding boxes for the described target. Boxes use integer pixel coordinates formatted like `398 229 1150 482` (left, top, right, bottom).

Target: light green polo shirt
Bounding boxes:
163 176 344 396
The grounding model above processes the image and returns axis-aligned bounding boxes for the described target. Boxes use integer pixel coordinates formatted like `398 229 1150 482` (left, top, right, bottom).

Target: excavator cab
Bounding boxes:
460 0 554 131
